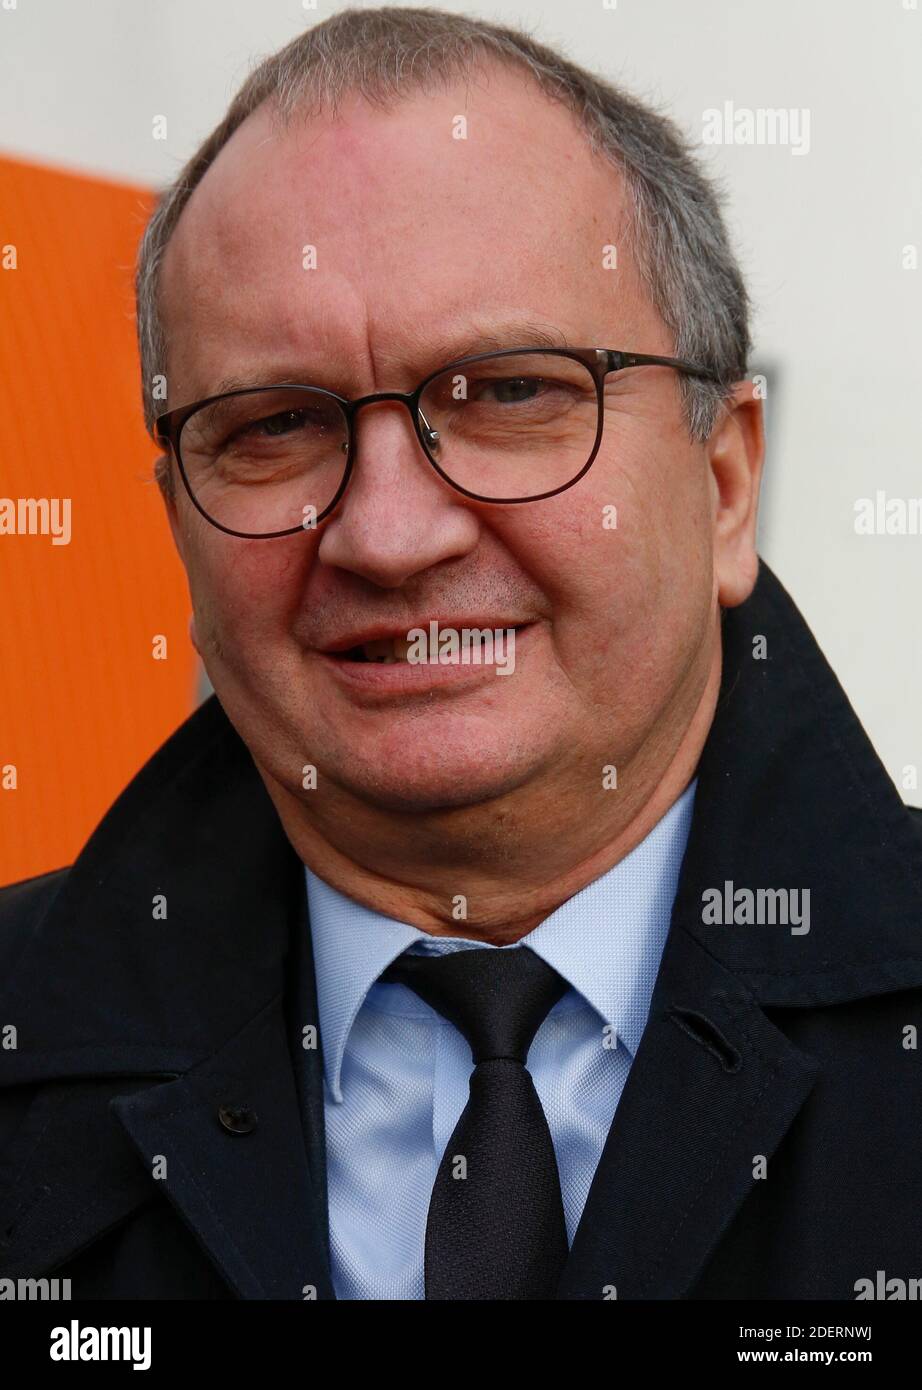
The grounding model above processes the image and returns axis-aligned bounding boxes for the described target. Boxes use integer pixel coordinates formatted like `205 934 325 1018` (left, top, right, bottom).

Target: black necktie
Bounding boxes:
381 945 569 1300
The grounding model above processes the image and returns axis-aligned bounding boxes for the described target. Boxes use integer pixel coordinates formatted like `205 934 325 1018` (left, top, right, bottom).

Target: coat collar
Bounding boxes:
1 558 920 1298
676 559 922 1005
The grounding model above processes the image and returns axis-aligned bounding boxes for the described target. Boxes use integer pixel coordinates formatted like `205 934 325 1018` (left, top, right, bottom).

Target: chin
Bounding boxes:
333 753 535 815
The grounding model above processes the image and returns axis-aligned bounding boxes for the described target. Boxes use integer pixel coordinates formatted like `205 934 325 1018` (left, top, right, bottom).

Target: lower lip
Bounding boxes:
314 623 536 697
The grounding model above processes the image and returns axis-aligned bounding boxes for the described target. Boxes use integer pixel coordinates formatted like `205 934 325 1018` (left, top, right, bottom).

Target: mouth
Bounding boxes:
322 623 532 664
313 621 535 697
329 628 525 664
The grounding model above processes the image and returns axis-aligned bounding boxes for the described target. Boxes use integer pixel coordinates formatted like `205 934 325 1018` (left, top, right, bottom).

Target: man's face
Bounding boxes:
159 65 741 816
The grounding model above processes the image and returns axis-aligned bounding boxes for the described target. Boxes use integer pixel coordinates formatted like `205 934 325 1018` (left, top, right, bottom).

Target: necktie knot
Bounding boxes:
381 944 565 1064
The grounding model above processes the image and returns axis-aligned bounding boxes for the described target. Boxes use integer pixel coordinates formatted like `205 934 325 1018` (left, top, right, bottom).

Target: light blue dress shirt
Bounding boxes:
304 778 696 1300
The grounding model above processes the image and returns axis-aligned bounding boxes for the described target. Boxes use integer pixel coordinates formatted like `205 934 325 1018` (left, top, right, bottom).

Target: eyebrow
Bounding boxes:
204 319 575 398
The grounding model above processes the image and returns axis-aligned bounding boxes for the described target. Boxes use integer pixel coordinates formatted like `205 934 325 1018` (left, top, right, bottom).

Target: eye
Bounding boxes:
478 377 542 403
256 409 309 437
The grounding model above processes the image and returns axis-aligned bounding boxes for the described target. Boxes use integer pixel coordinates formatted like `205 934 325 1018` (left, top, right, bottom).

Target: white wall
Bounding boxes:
2 0 919 796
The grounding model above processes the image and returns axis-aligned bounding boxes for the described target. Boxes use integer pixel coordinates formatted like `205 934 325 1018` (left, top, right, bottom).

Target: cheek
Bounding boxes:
592 429 713 591
614 454 715 698
182 529 311 649
497 439 712 691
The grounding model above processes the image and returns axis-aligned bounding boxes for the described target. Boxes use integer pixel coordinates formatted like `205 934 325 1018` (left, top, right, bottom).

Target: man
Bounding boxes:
1 7 920 1302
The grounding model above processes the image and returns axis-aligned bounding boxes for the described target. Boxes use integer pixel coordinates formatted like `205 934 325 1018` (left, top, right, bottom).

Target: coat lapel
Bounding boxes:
0 696 334 1298
0 990 333 1299
0 1076 166 1279
557 920 818 1298
112 986 333 1300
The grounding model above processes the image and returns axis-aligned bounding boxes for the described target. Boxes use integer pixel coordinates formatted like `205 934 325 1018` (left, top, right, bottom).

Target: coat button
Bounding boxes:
218 1103 257 1135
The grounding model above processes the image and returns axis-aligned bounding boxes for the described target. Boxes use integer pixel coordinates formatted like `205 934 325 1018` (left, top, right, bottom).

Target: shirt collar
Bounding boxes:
524 779 695 1057
305 778 696 1101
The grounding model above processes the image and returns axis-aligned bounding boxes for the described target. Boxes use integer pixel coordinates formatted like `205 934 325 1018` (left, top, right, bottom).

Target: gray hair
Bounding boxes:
137 5 751 494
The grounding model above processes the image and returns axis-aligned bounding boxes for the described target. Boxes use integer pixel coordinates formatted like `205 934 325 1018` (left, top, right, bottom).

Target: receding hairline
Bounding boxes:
158 52 634 293
154 58 641 397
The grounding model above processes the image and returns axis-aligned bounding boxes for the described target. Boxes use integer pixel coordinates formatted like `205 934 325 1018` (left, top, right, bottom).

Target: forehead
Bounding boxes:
159 63 647 395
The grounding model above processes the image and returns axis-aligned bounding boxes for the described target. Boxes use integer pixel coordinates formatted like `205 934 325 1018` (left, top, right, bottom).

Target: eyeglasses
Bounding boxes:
154 346 721 539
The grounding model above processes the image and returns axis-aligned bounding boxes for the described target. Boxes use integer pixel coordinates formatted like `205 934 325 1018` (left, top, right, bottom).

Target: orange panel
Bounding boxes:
0 155 198 885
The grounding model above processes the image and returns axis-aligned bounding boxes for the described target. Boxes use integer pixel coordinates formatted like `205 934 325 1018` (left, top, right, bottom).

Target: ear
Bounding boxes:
706 381 765 608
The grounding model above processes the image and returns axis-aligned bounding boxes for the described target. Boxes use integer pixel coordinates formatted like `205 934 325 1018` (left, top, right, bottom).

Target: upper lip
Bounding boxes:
317 619 535 653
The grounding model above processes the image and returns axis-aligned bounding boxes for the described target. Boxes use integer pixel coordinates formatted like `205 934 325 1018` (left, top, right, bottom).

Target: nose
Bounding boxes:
316 398 481 588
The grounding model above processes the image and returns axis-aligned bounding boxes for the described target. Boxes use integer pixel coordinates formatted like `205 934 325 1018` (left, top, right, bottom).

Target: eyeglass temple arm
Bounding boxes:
604 350 723 381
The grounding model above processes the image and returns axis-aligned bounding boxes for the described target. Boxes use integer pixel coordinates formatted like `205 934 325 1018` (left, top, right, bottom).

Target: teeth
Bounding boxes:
357 627 520 663
362 637 413 662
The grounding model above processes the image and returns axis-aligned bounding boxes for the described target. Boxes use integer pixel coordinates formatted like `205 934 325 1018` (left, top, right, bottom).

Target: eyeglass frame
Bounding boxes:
154 345 725 540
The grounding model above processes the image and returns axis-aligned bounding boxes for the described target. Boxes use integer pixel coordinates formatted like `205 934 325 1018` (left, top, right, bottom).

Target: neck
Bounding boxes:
259 635 721 947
